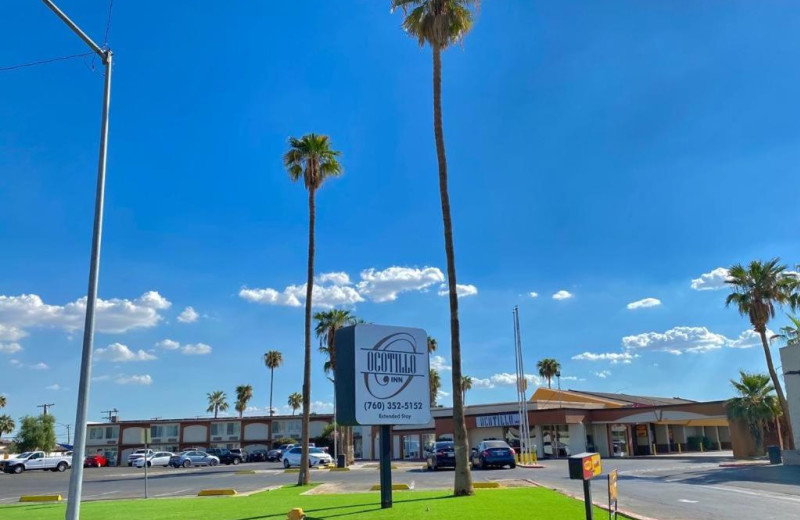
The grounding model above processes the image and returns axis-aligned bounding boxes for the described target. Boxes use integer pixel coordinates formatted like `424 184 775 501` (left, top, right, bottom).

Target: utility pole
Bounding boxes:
38 403 55 416
101 409 118 422
39 2 113 519
59 423 72 445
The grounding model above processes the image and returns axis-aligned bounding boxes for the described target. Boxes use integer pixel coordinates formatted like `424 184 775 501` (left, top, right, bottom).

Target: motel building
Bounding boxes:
84 388 741 466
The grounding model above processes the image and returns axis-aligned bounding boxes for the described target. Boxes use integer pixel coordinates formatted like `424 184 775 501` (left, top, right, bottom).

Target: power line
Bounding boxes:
38 403 55 415
0 52 94 72
103 0 114 48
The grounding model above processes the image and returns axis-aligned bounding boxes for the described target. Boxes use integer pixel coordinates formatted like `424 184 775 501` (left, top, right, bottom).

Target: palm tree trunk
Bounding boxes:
758 330 794 449
214 406 218 420
269 367 275 416
548 377 551 389
432 43 473 497
298 188 316 486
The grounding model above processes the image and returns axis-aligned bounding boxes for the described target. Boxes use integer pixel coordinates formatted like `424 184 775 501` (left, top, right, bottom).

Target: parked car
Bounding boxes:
471 440 516 470
426 441 456 471
206 448 243 465
127 449 154 467
282 447 332 468
247 449 269 463
543 441 571 458
230 448 247 462
133 451 174 468
169 450 219 468
267 443 294 462
83 453 109 468
1 451 72 474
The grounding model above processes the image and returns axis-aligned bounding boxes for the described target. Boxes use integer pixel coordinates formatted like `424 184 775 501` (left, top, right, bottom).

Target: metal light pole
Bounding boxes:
40 2 112 519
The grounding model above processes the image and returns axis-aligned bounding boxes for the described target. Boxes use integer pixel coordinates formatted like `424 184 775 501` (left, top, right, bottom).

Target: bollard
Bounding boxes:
677 443 682 454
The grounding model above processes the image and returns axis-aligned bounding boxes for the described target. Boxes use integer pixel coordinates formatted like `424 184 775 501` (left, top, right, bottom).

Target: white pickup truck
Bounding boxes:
1 451 72 474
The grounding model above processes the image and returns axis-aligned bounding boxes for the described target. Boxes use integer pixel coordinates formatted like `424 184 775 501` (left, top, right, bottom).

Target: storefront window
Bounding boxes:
541 425 569 458
611 425 629 457
421 433 436 456
403 435 420 459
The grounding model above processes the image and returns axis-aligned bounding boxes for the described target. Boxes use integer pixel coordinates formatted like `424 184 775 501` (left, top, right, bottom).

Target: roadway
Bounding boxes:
1 453 799 520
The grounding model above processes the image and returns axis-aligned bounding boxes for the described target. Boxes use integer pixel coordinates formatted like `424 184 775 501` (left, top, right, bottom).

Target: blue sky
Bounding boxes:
2 1 800 440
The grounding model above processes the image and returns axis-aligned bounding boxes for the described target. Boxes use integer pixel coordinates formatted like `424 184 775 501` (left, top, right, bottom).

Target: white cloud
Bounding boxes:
0 291 171 334
317 272 351 285
728 329 771 349
10 359 48 370
239 287 301 307
430 355 451 371
0 324 27 341
623 326 728 355
626 298 662 310
559 376 586 382
357 266 445 302
438 284 478 298
95 342 157 362
572 351 637 364
181 343 212 355
45 384 62 390
472 373 542 389
552 290 573 301
156 339 180 350
239 283 364 309
177 306 199 323
593 370 611 379
529 292 539 299
116 374 152 385
310 401 333 413
691 268 730 291
0 342 22 354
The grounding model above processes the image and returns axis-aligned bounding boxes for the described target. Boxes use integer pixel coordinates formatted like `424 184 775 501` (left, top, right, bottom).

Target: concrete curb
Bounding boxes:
518 464 546 469
719 461 770 468
19 495 62 502
197 489 237 497
473 482 501 489
369 484 410 491
523 479 659 520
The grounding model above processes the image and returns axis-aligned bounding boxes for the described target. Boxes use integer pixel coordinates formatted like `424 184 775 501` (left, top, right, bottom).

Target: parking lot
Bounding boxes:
2 454 800 520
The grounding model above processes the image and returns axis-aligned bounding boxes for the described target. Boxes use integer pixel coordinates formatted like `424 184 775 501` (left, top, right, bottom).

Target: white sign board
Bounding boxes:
354 325 431 425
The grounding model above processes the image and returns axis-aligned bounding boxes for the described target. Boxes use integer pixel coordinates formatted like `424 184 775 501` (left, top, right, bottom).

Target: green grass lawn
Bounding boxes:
2 486 628 520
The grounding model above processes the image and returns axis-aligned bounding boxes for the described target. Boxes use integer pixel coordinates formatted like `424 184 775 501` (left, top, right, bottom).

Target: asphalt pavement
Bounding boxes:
1 453 799 520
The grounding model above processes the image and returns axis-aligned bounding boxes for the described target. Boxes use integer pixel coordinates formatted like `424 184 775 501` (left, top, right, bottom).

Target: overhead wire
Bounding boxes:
0 52 94 72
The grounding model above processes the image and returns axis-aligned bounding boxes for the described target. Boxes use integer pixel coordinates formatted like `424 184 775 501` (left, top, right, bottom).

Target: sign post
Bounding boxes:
568 452 602 520
335 324 431 509
141 429 152 498
608 469 618 520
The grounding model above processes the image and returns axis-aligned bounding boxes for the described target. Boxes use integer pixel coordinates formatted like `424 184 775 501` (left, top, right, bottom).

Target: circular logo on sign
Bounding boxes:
362 332 421 399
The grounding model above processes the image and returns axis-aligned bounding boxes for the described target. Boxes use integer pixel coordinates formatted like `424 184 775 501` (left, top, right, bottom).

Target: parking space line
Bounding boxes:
153 488 193 497
83 491 120 500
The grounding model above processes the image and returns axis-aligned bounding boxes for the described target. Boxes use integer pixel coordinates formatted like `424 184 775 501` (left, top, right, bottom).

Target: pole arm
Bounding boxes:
41 0 106 59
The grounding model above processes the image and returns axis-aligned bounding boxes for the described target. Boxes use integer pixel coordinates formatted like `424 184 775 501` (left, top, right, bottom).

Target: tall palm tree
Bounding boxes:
235 384 254 418
427 336 438 354
264 350 283 416
285 133 343 485
726 259 797 448
391 0 480 497
0 415 14 440
430 368 442 406
461 375 473 405
537 358 561 389
288 392 303 416
315 309 359 463
0 394 6 408
726 371 781 453
206 391 229 419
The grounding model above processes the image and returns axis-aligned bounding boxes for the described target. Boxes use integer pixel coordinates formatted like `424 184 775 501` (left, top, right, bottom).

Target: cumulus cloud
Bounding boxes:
239 283 364 309
728 329 772 349
529 292 539 299
552 290 573 301
430 355 451 371
0 342 23 354
593 370 611 379
572 351 637 364
357 267 445 302
95 343 157 362
156 339 180 350
177 306 199 323
559 376 586 382
317 272 351 285
472 373 542 389
116 374 153 385
623 326 728 355
45 384 62 390
0 291 171 335
0 324 27 341
181 343 212 355
438 284 478 298
10 359 48 370
626 298 661 310
691 268 731 291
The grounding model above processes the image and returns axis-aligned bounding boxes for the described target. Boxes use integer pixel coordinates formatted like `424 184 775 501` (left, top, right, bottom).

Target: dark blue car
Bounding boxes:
426 441 456 470
471 440 516 469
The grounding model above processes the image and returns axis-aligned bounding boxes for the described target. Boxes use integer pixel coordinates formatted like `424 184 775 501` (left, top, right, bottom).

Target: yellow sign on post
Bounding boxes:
608 469 619 520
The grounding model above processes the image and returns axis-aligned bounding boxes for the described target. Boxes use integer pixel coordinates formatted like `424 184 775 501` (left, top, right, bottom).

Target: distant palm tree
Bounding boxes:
315 309 359 464
264 350 283 416
285 133 343 485
726 371 781 453
430 368 442 406
427 336 438 354
391 0 481 497
206 391 229 419
235 384 254 418
726 259 797 447
775 315 800 345
288 392 303 416
537 358 561 389
0 395 6 408
461 375 473 404
0 414 14 440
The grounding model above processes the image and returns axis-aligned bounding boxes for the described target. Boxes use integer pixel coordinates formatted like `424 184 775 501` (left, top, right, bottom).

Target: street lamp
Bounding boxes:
40 2 113 519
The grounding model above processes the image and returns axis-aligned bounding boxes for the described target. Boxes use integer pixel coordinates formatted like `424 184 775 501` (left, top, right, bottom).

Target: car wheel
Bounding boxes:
13 465 24 474
146 461 152 468
182 460 191 468
232 457 240 465
510 462 516 469
210 459 218 466
56 462 68 472
283 459 290 469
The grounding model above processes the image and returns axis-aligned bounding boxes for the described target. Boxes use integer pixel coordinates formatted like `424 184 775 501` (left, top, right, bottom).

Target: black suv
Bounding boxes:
206 448 243 465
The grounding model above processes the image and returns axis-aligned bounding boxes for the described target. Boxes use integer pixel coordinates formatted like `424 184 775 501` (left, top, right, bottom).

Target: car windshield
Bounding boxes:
309 448 324 454
484 441 509 449
17 452 32 458
435 442 454 450
178 451 190 456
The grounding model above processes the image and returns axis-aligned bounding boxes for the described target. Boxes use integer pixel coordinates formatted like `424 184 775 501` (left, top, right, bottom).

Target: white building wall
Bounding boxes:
780 343 800 451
